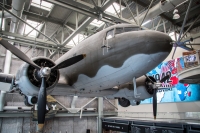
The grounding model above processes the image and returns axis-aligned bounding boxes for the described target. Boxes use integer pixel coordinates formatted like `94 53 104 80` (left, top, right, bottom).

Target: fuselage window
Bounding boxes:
115 28 124 35
124 27 138 32
106 29 114 39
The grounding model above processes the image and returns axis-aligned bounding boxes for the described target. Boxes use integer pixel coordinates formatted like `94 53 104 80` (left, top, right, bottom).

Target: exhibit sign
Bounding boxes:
131 124 184 133
102 122 129 132
141 56 200 104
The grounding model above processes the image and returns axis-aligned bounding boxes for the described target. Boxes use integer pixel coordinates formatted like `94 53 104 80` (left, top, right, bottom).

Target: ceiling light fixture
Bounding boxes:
173 9 180 20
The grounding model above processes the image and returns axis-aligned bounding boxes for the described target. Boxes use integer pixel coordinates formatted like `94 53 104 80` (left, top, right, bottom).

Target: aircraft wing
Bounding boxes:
50 83 119 97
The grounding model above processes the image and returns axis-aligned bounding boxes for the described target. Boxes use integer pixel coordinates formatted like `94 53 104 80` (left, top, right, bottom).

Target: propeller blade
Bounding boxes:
171 46 177 59
160 75 170 83
153 89 157 120
0 38 40 70
51 54 86 70
37 77 47 132
145 75 154 84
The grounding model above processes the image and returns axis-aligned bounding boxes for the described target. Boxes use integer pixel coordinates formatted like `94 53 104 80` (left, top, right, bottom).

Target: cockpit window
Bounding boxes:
106 29 114 39
115 28 124 35
124 27 138 32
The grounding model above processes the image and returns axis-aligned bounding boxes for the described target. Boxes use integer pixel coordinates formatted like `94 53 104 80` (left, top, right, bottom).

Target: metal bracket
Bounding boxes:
133 77 141 98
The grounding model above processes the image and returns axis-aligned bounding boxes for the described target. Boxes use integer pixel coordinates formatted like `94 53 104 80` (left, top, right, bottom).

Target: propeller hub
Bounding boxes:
40 67 51 77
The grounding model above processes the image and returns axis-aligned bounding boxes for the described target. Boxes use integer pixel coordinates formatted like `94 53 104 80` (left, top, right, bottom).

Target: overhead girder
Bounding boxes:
62 17 94 46
0 31 72 51
23 10 63 25
36 5 55 38
131 0 179 26
44 0 132 24
173 5 200 26
152 4 200 33
42 0 119 58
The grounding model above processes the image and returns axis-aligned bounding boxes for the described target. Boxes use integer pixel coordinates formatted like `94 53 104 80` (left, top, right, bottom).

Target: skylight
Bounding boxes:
0 18 5 31
105 2 125 15
141 20 151 26
31 0 53 11
90 19 105 27
169 32 179 41
24 20 42 37
67 34 87 47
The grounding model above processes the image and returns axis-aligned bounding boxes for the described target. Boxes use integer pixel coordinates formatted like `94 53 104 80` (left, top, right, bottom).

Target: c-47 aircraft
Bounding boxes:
0 24 172 131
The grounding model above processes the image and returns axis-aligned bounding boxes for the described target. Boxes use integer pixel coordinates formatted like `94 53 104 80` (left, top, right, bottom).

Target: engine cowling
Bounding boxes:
15 57 60 97
24 95 38 106
112 76 156 106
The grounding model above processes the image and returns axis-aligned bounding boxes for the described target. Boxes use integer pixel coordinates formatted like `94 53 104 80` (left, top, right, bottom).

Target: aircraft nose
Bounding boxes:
146 31 173 63
147 31 172 53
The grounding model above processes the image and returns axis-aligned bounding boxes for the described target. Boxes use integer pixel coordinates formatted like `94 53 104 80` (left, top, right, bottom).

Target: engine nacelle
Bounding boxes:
111 76 156 106
15 57 60 97
24 95 38 106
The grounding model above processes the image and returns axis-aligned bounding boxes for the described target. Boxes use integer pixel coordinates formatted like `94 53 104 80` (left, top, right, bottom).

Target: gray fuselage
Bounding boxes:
56 24 172 92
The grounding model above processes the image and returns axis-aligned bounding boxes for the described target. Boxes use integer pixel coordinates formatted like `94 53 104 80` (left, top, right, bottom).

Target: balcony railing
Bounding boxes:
176 50 200 74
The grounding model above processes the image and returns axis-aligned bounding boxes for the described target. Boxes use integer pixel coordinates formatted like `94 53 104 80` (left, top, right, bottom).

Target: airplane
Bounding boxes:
0 23 172 132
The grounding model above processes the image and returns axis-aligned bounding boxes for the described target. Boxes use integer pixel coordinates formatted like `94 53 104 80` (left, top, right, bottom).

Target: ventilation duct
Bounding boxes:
136 0 188 24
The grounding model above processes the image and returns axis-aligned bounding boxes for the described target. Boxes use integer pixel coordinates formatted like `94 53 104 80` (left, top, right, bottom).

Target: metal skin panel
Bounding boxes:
55 24 172 94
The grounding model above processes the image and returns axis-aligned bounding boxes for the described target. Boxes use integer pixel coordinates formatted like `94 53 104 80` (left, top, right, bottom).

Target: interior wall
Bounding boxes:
119 101 200 113
1 93 115 133
0 117 97 133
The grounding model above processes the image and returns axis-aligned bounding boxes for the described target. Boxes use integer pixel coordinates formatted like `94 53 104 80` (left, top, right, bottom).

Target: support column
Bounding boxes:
0 41 12 111
43 23 47 57
0 0 26 111
98 97 103 133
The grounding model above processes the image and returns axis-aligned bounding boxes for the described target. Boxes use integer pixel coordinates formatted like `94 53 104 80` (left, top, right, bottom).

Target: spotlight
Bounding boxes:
173 9 178 14
173 9 180 19
173 14 180 19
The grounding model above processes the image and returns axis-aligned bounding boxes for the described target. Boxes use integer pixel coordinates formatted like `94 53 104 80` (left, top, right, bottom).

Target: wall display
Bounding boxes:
141 57 200 104
102 122 129 132
131 124 184 133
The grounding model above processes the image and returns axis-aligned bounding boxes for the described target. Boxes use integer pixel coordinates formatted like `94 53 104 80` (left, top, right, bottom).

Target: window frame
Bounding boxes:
124 27 139 32
105 29 115 40
115 27 124 35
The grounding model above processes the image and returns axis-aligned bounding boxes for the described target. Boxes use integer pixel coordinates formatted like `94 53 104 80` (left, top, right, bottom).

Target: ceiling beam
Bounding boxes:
36 5 55 38
23 10 63 25
131 0 178 26
44 0 133 24
174 5 200 25
45 0 118 57
62 17 94 46
0 31 72 50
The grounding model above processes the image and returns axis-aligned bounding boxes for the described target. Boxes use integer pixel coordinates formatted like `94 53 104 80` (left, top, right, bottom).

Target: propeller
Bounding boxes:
0 38 86 132
37 77 46 131
145 74 170 120
0 38 41 70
